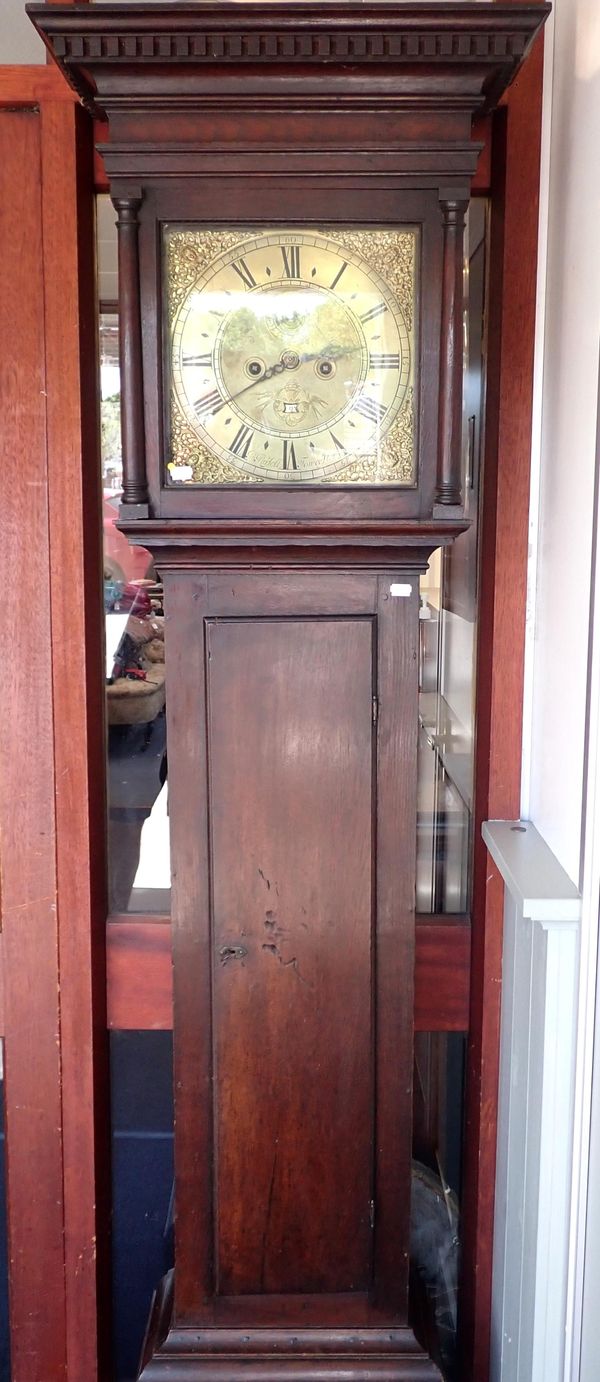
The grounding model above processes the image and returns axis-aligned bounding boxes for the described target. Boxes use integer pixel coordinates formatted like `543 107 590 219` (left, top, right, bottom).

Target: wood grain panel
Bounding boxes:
155 569 443 1347
208 618 374 1295
93 121 491 196
0 107 67 1382
105 915 470 1034
0 79 109 1382
372 578 418 1316
414 919 471 1032
107 918 173 1029
471 116 492 194
461 21 546 1382
93 117 110 191
41 96 111 1382
205 571 378 618
0 65 76 106
164 571 213 1321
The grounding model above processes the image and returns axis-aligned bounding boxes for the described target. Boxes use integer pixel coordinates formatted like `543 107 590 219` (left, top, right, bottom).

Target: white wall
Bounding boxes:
580 890 600 1379
521 3 600 1379
523 0 600 888
0 0 45 64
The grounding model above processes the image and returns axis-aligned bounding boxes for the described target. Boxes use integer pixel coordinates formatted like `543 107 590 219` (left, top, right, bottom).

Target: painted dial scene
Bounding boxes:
167 229 417 484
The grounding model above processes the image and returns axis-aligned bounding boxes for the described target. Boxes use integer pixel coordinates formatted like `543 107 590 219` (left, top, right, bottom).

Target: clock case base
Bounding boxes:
139 1273 442 1382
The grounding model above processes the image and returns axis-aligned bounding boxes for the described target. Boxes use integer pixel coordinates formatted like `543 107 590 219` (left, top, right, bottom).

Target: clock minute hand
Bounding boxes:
227 343 361 406
227 358 287 405
298 343 361 366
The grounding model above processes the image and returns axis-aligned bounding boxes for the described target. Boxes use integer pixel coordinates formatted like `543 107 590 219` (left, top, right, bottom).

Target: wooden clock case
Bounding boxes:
30 6 548 1381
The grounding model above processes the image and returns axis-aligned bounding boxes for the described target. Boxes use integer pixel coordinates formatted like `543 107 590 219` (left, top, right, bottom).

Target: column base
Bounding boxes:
138 1274 443 1382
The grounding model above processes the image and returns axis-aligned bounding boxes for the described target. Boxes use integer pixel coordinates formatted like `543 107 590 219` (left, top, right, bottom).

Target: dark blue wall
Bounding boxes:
0 1037 174 1382
111 1031 174 1382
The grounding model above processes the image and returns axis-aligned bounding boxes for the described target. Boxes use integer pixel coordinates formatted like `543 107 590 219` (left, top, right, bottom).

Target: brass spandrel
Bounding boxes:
324 229 416 333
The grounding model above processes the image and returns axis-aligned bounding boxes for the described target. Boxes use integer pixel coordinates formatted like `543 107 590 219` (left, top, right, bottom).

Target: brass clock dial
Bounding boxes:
166 227 417 485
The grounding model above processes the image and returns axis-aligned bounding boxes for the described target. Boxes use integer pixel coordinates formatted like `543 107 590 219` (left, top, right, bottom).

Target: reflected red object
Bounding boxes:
117 583 152 617
103 493 151 584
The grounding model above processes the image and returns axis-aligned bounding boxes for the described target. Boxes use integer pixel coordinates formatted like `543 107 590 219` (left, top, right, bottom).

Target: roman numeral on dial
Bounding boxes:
360 302 388 324
330 261 348 291
183 352 213 368
194 389 225 418
355 395 388 425
230 423 254 459
282 440 298 470
281 245 301 279
369 352 400 369
232 257 257 289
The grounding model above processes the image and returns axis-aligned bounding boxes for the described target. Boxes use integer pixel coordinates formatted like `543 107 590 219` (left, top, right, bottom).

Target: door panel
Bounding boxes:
209 618 374 1294
166 570 417 1325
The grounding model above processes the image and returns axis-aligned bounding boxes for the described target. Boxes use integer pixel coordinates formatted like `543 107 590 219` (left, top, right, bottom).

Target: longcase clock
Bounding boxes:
30 5 549 1379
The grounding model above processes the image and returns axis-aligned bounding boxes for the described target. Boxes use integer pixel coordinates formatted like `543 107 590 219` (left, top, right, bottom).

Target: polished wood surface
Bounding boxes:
437 196 469 505
0 106 66 1382
114 195 149 511
107 918 173 1029
166 572 213 1319
136 565 440 1375
105 915 470 1033
29 2 548 534
42 96 111 1382
30 2 550 99
143 1319 444 1382
0 78 109 1382
23 6 549 1379
163 569 421 1338
0 64 76 102
209 617 374 1296
461 22 546 1381
92 114 493 196
373 575 419 1315
414 919 471 1032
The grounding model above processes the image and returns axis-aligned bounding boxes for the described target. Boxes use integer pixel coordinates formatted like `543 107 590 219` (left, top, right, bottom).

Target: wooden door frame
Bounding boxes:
0 65 110 1382
0 20 544 1379
461 25 546 1382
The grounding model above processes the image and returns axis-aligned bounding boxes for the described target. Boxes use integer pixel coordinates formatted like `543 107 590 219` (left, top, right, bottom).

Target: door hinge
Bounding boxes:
369 1199 375 1230
372 696 378 726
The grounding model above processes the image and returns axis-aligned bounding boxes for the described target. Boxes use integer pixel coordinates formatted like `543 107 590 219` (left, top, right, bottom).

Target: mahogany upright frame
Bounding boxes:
0 65 110 1382
461 22 547 1381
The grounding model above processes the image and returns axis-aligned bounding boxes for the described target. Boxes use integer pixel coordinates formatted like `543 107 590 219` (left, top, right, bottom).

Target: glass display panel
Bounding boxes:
101 310 170 912
98 199 171 913
412 1031 464 1382
412 202 486 1381
164 225 418 485
416 200 486 917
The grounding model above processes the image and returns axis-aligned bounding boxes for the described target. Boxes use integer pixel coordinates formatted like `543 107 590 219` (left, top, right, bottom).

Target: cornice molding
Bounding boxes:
28 3 550 119
115 516 469 571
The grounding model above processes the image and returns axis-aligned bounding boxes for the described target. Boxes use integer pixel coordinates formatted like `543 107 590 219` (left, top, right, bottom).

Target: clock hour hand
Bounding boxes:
227 343 361 407
227 358 287 405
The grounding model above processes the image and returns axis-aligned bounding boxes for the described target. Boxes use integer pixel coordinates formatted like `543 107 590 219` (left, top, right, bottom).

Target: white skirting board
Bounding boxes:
483 820 581 1382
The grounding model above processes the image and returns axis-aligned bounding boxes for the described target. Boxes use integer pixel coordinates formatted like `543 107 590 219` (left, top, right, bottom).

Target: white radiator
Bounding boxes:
483 820 581 1382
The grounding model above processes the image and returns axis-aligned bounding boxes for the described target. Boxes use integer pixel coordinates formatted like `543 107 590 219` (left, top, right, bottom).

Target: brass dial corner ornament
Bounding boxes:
165 227 418 486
